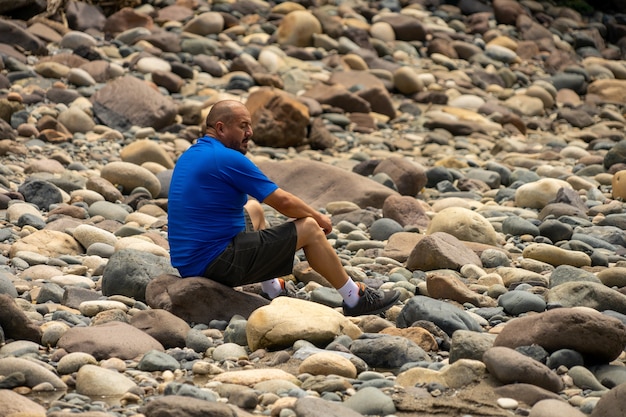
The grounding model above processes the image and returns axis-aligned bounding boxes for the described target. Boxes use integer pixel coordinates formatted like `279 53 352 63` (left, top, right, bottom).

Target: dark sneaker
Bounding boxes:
342 283 400 316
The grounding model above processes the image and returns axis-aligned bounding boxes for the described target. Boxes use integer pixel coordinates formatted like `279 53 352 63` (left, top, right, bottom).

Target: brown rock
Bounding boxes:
348 112 376 133
308 117 337 150
537 202 587 220
382 195 430 230
80 60 120 83
120 138 175 169
48 205 88 219
357 86 396 120
293 261 331 287
587 79 626 105
91 75 177 131
380 326 438 351
465 12 491 35
493 0 528 25
406 232 483 272
427 36 459 59
66 0 106 32
426 273 497 308
373 157 427 197
517 14 553 42
0 294 42 343
145 274 268 324
0 19 47 55
0 389 47 417
590 383 626 417
140 395 238 417
382 232 424 263
328 70 395 118
612 170 626 200
483 346 564 392
103 7 154 37
493 383 564 407
246 87 310 148
155 5 195 24
530 399 587 417
493 308 626 363
256 158 400 209
302 82 371 114
86 176 124 203
376 14 426 42
151 70 184 93
130 309 191 349
57 321 164 360
141 30 182 53
275 10 322 47
252 72 284 88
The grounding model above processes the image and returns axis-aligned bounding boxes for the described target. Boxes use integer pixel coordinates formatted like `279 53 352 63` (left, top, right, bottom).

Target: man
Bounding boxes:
167 99 399 316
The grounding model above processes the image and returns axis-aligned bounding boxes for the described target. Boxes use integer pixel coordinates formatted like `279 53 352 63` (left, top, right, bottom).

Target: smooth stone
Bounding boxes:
75 364 137 396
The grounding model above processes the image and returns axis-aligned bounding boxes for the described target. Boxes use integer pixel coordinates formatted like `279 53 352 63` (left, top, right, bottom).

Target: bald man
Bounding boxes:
167 100 399 316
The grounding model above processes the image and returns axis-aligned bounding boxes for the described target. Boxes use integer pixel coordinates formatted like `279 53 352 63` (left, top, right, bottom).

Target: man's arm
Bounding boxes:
262 188 333 234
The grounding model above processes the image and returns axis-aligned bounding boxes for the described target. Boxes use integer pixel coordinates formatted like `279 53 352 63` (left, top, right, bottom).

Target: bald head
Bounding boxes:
206 100 248 129
204 100 253 154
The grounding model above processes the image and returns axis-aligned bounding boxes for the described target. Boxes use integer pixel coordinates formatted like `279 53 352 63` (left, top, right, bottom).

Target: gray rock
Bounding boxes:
185 328 213 353
369 218 403 241
498 290 546 315
343 386 396 415
0 357 67 390
502 216 540 236
17 180 63 211
137 349 181 372
449 330 496 363
549 265 601 288
350 334 429 369
397 295 483 336
101 249 178 302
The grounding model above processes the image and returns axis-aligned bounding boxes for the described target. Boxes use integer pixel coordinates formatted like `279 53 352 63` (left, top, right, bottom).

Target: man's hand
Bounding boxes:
264 188 333 234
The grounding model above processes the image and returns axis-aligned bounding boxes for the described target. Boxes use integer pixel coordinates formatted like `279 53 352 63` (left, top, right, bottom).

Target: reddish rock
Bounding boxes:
493 308 626 363
0 294 42 343
483 346 564 392
373 156 427 197
406 232 482 272
246 87 310 148
57 321 164 360
145 274 268 324
382 195 430 230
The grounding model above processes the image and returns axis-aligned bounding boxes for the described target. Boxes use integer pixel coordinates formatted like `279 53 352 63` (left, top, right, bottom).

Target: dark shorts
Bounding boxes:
202 212 297 287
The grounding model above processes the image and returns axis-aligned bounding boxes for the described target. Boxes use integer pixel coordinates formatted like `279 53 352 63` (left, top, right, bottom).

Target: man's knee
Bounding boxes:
296 216 325 238
245 200 265 229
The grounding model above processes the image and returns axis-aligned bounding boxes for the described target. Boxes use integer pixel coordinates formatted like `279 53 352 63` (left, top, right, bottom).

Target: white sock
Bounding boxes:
338 279 361 307
262 279 283 299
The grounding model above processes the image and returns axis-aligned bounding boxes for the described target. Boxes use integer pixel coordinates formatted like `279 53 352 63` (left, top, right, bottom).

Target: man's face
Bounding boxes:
222 108 253 154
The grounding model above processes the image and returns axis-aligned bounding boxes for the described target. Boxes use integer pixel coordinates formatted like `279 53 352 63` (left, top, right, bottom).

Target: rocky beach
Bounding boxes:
1 0 626 416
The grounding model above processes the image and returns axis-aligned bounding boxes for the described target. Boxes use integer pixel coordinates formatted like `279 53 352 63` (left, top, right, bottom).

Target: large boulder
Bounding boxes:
246 297 361 351
91 75 177 131
255 158 400 209
493 308 626 363
57 321 164 360
246 88 310 148
145 274 268 324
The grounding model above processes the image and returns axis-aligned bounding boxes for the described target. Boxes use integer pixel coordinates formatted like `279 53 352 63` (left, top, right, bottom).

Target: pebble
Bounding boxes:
0 1 625 416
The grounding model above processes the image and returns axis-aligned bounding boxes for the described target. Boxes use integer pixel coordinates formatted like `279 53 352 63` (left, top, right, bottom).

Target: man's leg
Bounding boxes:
294 216 400 315
294 217 362 305
244 200 285 298
294 216 350 288
244 199 266 230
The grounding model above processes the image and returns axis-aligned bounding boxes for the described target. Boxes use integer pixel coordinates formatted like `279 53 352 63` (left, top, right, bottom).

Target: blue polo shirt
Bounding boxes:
167 136 278 277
